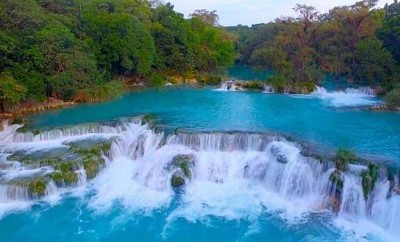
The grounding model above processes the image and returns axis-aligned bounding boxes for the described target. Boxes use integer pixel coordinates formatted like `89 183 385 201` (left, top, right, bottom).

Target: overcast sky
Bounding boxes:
168 0 393 26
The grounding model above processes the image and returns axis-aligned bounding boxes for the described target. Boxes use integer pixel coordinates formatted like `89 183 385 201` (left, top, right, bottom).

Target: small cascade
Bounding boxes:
311 86 379 107
339 174 366 219
13 123 126 143
0 185 30 202
166 132 280 151
215 80 240 91
345 87 375 96
263 84 276 93
0 120 22 146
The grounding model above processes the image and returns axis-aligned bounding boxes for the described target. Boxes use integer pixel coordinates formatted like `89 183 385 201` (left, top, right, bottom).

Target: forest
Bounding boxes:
0 0 235 110
227 0 400 107
1 0 400 110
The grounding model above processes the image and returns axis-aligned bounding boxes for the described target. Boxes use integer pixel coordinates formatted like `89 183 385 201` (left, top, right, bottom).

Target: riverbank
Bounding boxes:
0 73 214 125
0 98 75 123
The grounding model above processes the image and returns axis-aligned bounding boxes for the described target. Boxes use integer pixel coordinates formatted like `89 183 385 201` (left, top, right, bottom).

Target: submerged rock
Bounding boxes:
270 145 289 164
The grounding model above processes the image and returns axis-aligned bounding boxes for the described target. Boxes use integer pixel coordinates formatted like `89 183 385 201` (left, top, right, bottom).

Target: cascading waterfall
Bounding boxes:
0 117 399 239
311 86 380 107
215 80 241 91
263 84 276 93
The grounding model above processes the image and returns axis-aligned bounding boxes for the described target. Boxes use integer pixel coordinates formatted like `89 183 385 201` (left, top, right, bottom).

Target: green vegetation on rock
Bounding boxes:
171 154 194 179
168 154 195 188
171 174 186 188
329 170 344 191
361 163 379 199
28 178 47 198
0 0 235 110
335 149 356 171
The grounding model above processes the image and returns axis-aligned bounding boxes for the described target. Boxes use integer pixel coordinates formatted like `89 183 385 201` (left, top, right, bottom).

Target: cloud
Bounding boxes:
167 0 393 26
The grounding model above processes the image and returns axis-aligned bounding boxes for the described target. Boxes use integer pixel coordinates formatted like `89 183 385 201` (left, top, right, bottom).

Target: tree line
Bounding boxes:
0 0 235 110
227 0 400 107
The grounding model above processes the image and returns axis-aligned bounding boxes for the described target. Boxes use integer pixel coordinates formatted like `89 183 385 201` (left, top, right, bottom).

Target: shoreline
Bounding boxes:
1 80 398 127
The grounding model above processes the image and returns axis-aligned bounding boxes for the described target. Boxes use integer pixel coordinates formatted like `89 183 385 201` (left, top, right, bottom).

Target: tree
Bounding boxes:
0 72 27 110
190 9 219 27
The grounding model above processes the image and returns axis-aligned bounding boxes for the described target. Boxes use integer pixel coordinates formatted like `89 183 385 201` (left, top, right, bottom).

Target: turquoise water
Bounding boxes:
1 69 400 242
27 87 400 163
0 196 346 242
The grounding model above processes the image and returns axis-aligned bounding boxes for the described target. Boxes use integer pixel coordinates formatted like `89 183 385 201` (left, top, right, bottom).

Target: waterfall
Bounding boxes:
215 80 241 91
263 84 276 93
1 117 399 238
311 86 380 107
0 120 22 146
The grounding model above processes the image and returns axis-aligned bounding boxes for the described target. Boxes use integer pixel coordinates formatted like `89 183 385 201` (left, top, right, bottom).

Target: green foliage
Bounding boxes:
149 74 165 87
0 72 27 105
75 81 126 102
385 86 400 109
0 0 235 109
228 1 400 94
335 149 356 171
361 163 379 199
28 179 47 198
266 75 286 93
11 117 24 125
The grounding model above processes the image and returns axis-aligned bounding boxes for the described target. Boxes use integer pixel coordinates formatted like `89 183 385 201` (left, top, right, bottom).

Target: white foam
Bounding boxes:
311 86 380 107
214 81 242 92
1 118 400 241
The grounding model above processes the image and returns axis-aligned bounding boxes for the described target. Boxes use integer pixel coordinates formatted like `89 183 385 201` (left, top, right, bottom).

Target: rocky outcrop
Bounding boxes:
3 142 111 198
168 154 195 188
361 163 379 200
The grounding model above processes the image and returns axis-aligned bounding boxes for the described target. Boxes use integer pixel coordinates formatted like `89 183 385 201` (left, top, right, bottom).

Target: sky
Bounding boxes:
167 0 393 26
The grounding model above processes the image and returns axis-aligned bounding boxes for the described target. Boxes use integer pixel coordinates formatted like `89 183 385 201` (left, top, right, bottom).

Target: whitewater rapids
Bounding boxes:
0 118 399 241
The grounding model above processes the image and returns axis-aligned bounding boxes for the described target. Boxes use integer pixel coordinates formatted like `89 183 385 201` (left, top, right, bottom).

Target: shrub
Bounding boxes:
385 87 400 109
266 75 286 93
335 149 356 171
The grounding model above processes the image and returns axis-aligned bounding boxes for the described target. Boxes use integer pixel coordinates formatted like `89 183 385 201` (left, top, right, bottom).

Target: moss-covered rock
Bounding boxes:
329 170 344 213
237 81 265 90
168 154 195 188
329 170 344 191
171 154 195 179
71 142 111 157
28 178 47 198
361 163 379 200
83 156 106 179
334 149 356 171
49 170 78 186
171 173 186 188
